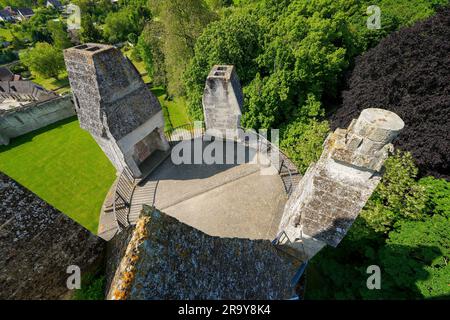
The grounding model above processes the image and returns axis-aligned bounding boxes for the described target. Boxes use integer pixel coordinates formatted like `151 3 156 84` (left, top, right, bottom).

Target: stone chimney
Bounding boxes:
202 65 243 139
277 108 404 260
64 43 169 178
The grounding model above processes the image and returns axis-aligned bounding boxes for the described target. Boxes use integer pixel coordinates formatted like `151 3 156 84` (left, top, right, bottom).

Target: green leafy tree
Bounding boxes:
20 8 57 44
375 215 450 299
184 0 446 129
184 11 262 119
151 0 215 96
20 42 65 79
279 117 329 174
419 177 450 217
361 151 428 233
103 5 150 44
80 14 102 43
48 20 72 50
0 0 33 7
137 21 167 88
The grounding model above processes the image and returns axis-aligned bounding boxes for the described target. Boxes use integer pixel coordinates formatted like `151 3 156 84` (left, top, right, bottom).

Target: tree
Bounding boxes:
280 117 329 174
103 6 150 44
137 21 167 88
0 0 33 7
20 42 65 79
48 20 72 50
376 215 450 299
419 177 450 218
361 151 428 233
80 14 102 43
184 11 262 120
20 8 57 44
151 0 215 96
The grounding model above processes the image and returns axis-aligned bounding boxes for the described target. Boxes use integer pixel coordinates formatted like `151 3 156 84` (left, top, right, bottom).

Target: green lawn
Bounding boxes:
151 87 191 130
0 117 116 233
121 46 151 83
29 72 70 94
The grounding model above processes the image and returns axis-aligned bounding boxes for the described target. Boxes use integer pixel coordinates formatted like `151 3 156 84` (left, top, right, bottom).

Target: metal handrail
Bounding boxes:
164 123 205 146
240 128 299 196
112 167 136 230
111 123 300 229
165 123 299 196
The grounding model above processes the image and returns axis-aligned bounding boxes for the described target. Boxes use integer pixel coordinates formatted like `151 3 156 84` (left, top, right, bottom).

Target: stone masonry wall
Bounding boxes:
64 43 168 177
0 95 75 145
106 206 300 300
278 108 404 260
203 65 243 139
0 172 105 299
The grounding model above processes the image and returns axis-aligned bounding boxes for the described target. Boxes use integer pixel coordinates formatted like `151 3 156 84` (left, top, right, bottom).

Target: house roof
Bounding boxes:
0 67 13 81
0 80 57 102
47 0 63 7
17 8 34 16
0 9 13 18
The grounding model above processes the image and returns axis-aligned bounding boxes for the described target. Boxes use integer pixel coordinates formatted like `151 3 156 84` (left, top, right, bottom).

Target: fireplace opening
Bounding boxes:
129 128 169 178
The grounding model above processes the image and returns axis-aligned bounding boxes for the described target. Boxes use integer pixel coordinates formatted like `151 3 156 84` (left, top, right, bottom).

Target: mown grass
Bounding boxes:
0 117 116 233
0 48 190 233
151 87 191 130
29 72 70 94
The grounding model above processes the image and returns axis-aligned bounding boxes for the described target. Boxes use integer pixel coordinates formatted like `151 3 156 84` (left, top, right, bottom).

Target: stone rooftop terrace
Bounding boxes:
99 138 292 241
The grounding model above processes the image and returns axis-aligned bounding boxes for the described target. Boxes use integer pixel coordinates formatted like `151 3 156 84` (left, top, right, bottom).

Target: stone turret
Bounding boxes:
277 108 404 260
202 65 243 139
64 43 169 178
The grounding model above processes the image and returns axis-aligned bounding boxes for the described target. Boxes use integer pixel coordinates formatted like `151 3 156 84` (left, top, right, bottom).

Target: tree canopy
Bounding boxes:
20 42 65 79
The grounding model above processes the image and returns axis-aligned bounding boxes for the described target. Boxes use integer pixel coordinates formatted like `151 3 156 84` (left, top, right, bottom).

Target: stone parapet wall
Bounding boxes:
106 206 300 300
0 94 75 145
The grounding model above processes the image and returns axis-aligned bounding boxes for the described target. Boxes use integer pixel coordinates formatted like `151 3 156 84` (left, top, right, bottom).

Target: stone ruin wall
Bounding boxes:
0 94 75 145
202 65 243 139
0 172 105 299
106 206 300 300
64 44 169 178
278 108 405 260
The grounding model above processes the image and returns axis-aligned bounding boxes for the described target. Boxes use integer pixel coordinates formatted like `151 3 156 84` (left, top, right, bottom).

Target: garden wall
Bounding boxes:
0 94 75 145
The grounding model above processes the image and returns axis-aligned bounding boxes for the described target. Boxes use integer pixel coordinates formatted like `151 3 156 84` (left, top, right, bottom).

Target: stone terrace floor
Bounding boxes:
99 139 288 241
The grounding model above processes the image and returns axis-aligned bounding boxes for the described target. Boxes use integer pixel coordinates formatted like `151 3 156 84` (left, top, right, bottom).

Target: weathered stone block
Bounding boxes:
202 65 243 139
278 108 404 259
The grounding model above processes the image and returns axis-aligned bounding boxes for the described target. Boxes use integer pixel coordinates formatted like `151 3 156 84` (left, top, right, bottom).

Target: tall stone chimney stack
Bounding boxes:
277 108 404 260
64 43 169 178
202 65 243 139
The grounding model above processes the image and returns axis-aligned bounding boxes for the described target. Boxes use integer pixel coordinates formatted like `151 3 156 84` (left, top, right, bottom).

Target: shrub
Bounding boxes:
419 176 450 217
279 118 329 174
360 151 428 233
72 274 106 300
19 42 65 79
